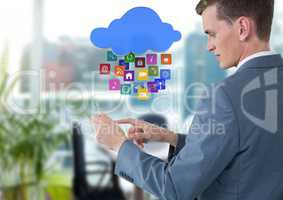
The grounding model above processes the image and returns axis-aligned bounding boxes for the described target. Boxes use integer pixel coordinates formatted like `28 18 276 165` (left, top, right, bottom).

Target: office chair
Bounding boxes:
72 122 126 200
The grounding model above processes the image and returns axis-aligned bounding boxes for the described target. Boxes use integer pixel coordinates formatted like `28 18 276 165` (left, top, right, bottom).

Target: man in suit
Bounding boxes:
92 0 283 199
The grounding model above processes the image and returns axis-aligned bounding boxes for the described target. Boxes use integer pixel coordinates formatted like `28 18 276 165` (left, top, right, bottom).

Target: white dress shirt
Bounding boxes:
235 51 276 72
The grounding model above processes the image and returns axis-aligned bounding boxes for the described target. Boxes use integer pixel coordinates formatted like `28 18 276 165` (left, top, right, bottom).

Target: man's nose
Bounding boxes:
207 41 216 52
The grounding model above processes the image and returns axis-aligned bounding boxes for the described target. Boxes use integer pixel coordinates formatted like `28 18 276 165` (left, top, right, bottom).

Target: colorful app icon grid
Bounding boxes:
100 51 172 100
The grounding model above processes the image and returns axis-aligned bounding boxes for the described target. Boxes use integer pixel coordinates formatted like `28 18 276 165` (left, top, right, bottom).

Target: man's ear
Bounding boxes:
237 17 251 42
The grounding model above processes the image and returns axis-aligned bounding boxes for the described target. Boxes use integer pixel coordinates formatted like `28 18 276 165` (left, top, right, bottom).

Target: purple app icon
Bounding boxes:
146 54 157 65
124 70 135 81
147 82 158 93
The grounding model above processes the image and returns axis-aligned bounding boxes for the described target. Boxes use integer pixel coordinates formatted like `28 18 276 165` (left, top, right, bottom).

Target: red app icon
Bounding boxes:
100 64 111 74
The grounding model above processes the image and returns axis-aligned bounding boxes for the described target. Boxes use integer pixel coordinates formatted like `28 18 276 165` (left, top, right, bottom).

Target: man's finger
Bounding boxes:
116 118 136 125
133 139 144 148
127 132 150 144
128 132 143 140
128 127 144 134
116 118 145 126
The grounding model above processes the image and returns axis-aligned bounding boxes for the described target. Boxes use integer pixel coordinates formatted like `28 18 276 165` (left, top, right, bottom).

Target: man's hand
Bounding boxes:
92 114 127 152
116 118 177 148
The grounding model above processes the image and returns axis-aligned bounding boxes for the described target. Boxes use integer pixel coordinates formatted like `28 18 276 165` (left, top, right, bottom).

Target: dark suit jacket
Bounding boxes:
115 54 283 200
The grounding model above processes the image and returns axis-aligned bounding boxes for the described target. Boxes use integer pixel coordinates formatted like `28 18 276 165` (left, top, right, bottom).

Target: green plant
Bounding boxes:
0 42 70 200
0 42 11 110
1 113 69 199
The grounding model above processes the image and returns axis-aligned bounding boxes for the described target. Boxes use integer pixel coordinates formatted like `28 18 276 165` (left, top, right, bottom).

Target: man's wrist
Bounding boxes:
165 131 178 147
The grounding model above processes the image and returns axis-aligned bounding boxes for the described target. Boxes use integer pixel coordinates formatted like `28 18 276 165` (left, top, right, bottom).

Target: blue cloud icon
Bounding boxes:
90 7 182 55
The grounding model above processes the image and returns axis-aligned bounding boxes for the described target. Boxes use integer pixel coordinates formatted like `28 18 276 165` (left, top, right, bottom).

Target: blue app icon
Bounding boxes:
155 79 166 90
160 69 171 80
119 59 130 69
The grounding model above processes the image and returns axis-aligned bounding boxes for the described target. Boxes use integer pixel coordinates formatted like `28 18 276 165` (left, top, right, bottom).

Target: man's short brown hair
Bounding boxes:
196 0 274 41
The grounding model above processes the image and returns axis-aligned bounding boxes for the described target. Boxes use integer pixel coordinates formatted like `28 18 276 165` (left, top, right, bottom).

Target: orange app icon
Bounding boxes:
161 54 172 65
114 66 125 76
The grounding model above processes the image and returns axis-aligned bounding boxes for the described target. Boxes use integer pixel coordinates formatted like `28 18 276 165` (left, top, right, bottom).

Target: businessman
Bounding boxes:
92 0 283 199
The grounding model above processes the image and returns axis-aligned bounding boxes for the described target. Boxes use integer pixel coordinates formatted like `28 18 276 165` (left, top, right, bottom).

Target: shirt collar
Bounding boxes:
235 51 277 72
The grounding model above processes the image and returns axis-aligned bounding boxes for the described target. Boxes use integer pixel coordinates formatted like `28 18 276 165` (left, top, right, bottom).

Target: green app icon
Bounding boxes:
148 66 159 76
124 52 135 63
121 84 132 95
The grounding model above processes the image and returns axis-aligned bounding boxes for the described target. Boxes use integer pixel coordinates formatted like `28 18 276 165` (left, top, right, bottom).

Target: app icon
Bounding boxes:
118 59 130 70
148 66 159 76
137 87 149 100
161 54 172 65
124 52 135 63
107 51 117 61
135 57 146 68
137 69 148 81
147 82 158 93
155 78 166 90
124 70 135 81
160 69 171 80
99 64 111 75
114 66 125 77
146 54 157 65
109 79 120 90
121 84 132 95
133 82 145 93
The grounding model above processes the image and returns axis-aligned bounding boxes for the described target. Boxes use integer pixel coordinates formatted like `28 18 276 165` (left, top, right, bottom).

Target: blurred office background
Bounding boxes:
0 0 283 199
